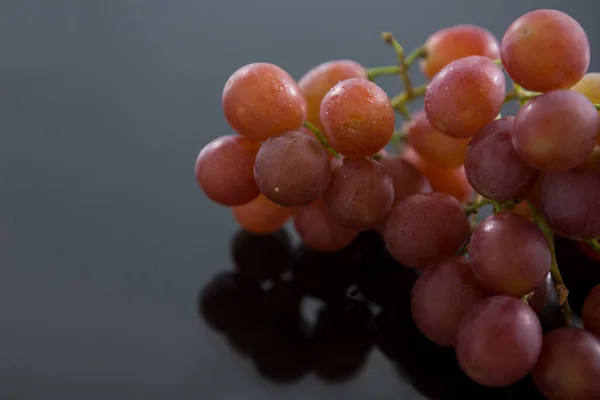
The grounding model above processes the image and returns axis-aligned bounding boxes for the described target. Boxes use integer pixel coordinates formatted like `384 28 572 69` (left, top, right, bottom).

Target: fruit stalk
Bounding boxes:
584 238 600 254
302 121 340 158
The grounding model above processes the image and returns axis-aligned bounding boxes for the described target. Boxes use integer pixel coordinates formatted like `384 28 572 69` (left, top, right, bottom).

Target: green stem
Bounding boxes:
529 202 572 327
584 238 600 254
493 58 503 67
381 33 426 99
491 201 502 213
463 196 491 215
405 46 427 67
595 103 600 111
366 65 401 80
391 84 427 112
302 121 340 158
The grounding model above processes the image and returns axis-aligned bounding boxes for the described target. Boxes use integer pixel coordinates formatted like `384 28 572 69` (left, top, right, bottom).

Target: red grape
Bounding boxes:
402 147 474 203
384 193 471 269
406 110 470 168
232 194 292 234
420 24 500 79
578 241 600 263
532 327 600 400
456 295 543 387
500 9 590 92
379 156 431 202
293 199 359 252
464 117 540 201
411 255 490 347
222 63 307 141
323 158 394 230
424 56 505 139
320 78 395 158
513 90 599 171
541 149 600 239
298 60 367 130
195 135 260 206
469 212 551 297
571 73 600 144
254 131 331 207
583 284 600 338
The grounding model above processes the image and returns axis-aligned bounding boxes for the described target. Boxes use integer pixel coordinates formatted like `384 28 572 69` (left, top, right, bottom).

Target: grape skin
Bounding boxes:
456 295 543 387
407 110 470 169
469 212 551 297
583 284 600 338
420 24 500 79
541 149 600 239
293 199 359 252
571 73 600 144
298 60 367 130
232 194 292 234
532 327 600 400
500 9 590 92
378 156 431 203
384 193 471 269
254 131 331 207
195 135 260 206
513 90 599 171
410 255 490 347
424 56 505 139
222 63 307 141
320 78 395 158
464 117 540 201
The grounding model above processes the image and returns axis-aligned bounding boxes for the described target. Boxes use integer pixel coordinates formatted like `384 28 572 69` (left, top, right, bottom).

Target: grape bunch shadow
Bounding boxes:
197 229 599 398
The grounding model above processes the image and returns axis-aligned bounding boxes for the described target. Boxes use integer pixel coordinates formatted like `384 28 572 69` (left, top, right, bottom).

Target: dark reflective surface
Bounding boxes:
1 0 599 399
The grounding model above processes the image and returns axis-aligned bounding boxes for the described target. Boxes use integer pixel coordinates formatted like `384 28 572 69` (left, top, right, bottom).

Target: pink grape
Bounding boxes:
583 284 600 338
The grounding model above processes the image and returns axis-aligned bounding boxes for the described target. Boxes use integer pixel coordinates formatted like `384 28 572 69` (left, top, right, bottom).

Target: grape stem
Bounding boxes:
463 196 491 216
302 121 340 158
366 65 401 80
584 238 600 254
391 84 427 114
528 202 573 327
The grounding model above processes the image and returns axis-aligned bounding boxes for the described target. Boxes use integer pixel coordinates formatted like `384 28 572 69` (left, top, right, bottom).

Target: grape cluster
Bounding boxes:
196 8 600 399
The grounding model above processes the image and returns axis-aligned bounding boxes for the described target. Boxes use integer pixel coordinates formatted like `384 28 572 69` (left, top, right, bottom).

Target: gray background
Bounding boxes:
0 0 597 399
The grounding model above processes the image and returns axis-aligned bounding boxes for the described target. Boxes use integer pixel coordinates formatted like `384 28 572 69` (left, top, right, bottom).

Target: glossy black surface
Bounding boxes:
0 1 599 399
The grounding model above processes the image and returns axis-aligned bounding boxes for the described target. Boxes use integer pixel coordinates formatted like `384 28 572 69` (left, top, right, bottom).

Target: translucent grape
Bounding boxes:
384 193 471 269
195 135 260 206
456 295 543 387
323 158 394 230
420 24 500 79
424 56 505 139
293 199 359 252
406 110 470 169
402 147 473 202
541 149 600 239
411 255 490 347
513 90 598 171
464 117 540 201
469 212 551 297
254 131 331 207
222 62 307 141
298 60 367 130
571 73 600 144
232 194 292 234
500 9 590 92
532 327 600 400
320 78 395 158
583 284 600 338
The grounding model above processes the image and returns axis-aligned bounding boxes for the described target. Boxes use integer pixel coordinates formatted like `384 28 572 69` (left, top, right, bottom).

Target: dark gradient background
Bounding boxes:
0 1 598 399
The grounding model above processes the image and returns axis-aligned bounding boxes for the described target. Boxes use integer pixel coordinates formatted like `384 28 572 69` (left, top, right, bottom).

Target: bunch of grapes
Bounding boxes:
196 8 600 399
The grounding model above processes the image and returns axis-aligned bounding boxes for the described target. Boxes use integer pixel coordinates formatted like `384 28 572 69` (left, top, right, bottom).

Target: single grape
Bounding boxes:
384 193 471 269
469 212 551 297
583 284 600 338
298 60 367 130
402 147 473 202
320 78 395 158
406 110 470 169
254 131 331 207
222 62 307 141
456 295 543 387
323 158 394 230
513 90 598 170
464 117 540 201
541 149 600 239
195 135 260 206
572 73 600 144
379 156 431 202
420 24 500 79
232 194 292 234
293 198 359 252
500 9 590 92
424 56 505 139
532 327 600 400
411 255 490 347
